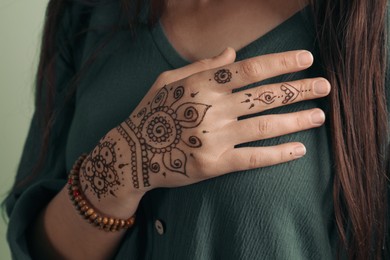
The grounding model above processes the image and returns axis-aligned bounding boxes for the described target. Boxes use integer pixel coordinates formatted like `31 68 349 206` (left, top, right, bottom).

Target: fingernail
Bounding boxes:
294 145 306 157
313 80 330 95
297 51 313 67
310 110 325 125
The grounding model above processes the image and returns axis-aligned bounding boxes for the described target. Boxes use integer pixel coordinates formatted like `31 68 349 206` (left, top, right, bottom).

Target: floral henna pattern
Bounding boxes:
82 85 211 199
214 69 232 84
82 140 120 199
119 85 212 188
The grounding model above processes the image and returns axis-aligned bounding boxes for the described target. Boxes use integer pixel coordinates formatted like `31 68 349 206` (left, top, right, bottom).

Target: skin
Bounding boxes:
29 1 330 259
161 0 308 61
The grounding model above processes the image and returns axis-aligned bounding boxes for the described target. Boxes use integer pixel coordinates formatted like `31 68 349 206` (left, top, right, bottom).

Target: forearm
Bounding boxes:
28 184 143 259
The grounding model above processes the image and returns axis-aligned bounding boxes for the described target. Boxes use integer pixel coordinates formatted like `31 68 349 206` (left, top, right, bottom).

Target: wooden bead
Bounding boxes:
108 218 115 226
85 208 94 216
81 205 89 212
89 213 98 221
119 220 125 228
125 220 132 228
110 226 118 232
102 217 108 225
95 217 102 225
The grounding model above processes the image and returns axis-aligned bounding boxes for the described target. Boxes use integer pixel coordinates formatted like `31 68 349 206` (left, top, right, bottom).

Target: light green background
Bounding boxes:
0 0 49 259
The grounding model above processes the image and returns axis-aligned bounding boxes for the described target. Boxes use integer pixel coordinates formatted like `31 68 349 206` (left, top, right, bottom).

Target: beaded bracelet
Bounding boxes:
67 154 136 232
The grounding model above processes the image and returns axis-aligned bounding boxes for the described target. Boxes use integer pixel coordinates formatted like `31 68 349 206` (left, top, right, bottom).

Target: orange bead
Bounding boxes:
81 205 89 212
85 208 94 216
78 200 86 207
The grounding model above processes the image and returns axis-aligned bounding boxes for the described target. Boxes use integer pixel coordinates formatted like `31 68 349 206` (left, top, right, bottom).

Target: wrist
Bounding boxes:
80 175 145 220
77 153 146 220
67 154 139 232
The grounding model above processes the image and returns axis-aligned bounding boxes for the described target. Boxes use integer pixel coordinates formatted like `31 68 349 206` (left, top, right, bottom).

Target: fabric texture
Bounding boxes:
5 1 368 259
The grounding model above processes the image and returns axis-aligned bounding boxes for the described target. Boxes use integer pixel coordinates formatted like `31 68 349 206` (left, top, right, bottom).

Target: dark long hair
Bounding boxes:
15 0 390 259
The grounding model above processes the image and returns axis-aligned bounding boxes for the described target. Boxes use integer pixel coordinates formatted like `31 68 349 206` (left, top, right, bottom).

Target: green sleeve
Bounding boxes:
4 3 88 259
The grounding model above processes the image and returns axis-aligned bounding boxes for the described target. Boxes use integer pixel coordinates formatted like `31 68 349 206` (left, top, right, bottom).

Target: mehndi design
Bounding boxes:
82 85 211 198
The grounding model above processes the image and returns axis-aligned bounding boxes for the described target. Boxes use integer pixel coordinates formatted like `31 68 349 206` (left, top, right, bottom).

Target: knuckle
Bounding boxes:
295 116 306 129
279 56 291 70
195 59 212 69
280 149 286 162
192 154 212 176
158 71 172 80
157 71 174 84
241 60 263 79
184 74 198 87
194 153 217 180
258 119 271 136
298 82 306 98
249 153 262 168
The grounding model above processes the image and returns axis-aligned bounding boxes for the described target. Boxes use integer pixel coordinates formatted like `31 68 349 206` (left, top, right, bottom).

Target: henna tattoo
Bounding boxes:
82 184 88 193
118 163 129 169
214 69 232 84
254 91 277 104
241 93 256 109
116 124 143 188
84 85 211 196
81 140 121 200
172 86 185 103
191 92 199 98
240 83 311 109
280 83 299 104
136 107 147 118
117 85 211 188
183 136 202 148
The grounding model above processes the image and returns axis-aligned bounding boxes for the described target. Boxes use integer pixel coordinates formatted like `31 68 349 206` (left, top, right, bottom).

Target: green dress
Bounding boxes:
6 1 338 259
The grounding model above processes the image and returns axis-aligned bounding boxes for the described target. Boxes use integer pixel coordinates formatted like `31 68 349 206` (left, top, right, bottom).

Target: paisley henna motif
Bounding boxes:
254 91 277 104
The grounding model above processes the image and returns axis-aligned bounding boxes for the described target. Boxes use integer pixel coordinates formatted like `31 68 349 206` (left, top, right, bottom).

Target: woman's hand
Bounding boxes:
79 48 330 217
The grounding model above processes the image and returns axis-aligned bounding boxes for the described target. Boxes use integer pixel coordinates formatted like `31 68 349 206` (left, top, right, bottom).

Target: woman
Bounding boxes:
4 0 389 259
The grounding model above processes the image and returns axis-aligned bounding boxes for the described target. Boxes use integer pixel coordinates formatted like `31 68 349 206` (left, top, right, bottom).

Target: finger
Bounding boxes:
225 78 330 117
156 47 236 84
191 50 313 91
221 109 325 145
218 143 306 173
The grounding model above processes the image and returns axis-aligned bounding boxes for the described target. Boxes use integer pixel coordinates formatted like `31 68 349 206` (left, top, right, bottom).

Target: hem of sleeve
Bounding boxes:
6 179 65 260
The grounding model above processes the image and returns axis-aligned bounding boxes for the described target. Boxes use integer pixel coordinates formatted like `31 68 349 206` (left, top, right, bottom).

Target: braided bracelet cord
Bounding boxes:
67 154 135 232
